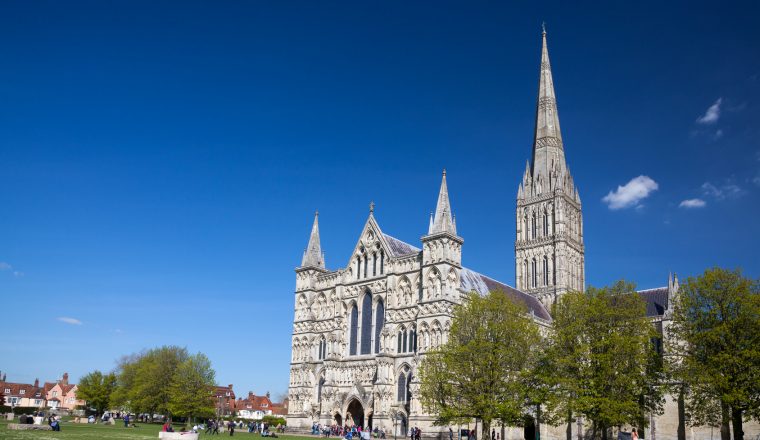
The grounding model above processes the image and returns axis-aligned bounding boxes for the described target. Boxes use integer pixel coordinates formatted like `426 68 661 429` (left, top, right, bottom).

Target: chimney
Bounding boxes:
266 391 270 399
34 378 39 388
62 373 69 385
228 384 233 390
249 391 254 399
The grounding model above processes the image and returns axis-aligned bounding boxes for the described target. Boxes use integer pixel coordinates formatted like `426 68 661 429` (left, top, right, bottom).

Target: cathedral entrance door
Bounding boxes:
346 399 365 428
335 414 342 426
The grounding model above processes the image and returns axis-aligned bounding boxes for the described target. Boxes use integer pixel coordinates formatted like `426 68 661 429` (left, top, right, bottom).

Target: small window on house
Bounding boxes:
52 391 58 397
20 389 25 395
4 388 9 394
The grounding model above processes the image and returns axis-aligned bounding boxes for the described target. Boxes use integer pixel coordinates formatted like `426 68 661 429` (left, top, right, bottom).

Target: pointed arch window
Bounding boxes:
402 329 408 353
363 254 368 278
373 253 377 276
349 304 358 356
532 258 537 288
397 371 407 402
543 211 549 236
397 328 403 353
380 250 385 274
360 292 372 354
543 256 549 286
374 299 384 353
356 257 361 280
317 376 325 403
532 212 537 239
409 325 417 353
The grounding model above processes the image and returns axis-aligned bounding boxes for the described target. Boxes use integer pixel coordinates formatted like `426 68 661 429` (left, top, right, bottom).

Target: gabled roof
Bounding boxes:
0 381 41 398
460 267 552 321
382 234 420 258
637 287 669 317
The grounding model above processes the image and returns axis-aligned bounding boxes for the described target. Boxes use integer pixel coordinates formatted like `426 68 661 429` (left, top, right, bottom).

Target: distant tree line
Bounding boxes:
77 345 216 422
419 267 760 440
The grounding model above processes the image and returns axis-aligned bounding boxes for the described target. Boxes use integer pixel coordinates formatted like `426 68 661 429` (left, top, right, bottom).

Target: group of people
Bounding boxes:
310 423 389 439
198 419 279 436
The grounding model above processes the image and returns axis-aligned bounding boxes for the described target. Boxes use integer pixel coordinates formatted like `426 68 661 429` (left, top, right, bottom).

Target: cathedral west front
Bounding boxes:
285 31 748 440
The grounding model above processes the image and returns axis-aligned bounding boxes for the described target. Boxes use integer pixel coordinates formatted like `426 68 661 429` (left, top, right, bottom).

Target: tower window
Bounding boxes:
532 259 537 288
543 213 549 236
380 251 384 274
349 305 358 356
397 330 403 353
543 256 549 286
364 255 368 278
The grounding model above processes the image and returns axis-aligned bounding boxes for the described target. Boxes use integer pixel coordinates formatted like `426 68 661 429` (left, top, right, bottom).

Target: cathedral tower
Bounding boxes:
515 29 585 308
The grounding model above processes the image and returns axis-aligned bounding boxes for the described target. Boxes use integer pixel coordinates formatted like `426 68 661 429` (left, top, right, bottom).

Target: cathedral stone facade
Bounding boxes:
286 30 759 440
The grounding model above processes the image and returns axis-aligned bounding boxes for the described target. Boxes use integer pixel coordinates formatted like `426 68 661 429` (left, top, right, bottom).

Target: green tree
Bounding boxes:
111 346 190 418
546 281 663 440
669 268 760 440
77 370 117 417
418 290 542 440
167 353 216 422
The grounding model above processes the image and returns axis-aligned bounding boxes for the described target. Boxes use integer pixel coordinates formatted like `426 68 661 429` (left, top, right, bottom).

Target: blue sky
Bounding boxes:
1 1 759 398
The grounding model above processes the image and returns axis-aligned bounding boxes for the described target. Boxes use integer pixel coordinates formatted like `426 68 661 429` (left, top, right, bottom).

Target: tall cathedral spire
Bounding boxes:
430 169 456 235
301 211 325 268
531 28 567 184
516 28 584 309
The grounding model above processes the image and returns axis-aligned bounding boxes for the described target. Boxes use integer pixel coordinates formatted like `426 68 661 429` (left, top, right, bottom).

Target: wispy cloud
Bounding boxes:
701 181 744 200
679 198 707 209
57 317 83 325
602 175 659 210
0 262 11 271
13 271 24 278
697 98 722 125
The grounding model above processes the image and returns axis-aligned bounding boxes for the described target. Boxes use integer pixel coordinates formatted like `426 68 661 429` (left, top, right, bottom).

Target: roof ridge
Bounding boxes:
637 286 667 292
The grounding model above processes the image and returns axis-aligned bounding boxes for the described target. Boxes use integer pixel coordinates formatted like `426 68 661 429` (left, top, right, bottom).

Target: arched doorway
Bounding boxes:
524 416 536 440
334 414 342 426
346 399 365 428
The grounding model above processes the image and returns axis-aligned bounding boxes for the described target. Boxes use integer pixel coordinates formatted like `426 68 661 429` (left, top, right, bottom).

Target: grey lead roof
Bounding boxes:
637 287 669 317
460 267 552 321
383 234 421 258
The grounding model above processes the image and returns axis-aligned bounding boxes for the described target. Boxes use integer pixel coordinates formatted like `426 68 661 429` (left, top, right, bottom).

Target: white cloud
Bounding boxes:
57 317 83 325
697 98 722 125
13 271 24 278
701 181 744 200
602 175 659 210
679 198 707 208
0 262 11 271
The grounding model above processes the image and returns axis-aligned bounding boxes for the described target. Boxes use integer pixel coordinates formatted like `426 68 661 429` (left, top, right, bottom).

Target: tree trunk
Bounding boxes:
566 409 572 440
731 407 743 440
677 388 686 440
536 405 541 440
592 420 597 440
720 401 731 440
601 424 607 440
482 419 491 440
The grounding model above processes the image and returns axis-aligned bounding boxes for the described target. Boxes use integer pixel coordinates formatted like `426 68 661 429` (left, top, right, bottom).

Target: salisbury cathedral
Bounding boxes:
286 31 758 440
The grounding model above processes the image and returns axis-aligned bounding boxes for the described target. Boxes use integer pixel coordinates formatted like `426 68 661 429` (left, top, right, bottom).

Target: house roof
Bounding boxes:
637 287 669 317
0 381 41 398
460 267 552 321
235 394 273 411
382 234 420 258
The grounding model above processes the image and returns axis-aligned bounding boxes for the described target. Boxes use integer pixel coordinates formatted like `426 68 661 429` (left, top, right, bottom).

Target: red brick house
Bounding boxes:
214 384 236 416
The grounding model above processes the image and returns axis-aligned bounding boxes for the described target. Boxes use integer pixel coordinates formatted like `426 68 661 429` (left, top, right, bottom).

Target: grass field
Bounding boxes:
0 419 312 440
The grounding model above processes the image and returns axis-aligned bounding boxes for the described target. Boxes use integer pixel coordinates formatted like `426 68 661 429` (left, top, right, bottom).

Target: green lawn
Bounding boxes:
0 419 313 440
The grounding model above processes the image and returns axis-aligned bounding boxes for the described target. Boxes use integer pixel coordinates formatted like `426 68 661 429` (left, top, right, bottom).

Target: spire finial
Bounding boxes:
301 210 325 269
430 171 457 235
369 201 375 214
542 21 546 35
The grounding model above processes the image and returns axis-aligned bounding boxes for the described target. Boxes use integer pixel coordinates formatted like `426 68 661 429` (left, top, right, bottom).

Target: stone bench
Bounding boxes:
8 423 53 431
158 432 200 440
